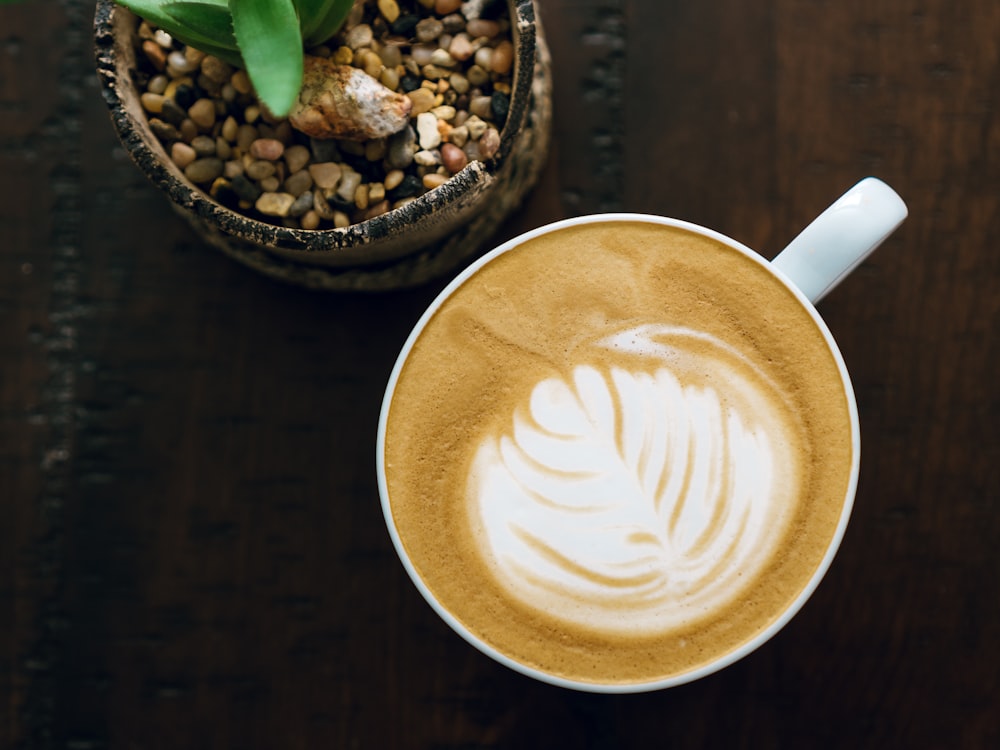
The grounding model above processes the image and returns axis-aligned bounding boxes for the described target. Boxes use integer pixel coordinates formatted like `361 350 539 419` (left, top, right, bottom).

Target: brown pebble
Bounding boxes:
422 172 448 190
250 138 285 161
309 162 343 189
246 160 276 181
142 40 166 71
467 19 501 38
284 144 311 174
384 169 405 190
435 0 462 15
230 69 252 95
255 192 296 217
170 141 196 169
284 169 314 197
188 98 217 129
201 56 233 84
491 40 514 75
190 135 216 157
441 142 468 173
184 157 224 184
300 210 321 230
140 92 164 114
479 127 500 159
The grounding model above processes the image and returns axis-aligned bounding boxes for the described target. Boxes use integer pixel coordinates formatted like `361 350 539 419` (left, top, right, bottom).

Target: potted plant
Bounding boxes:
94 0 551 290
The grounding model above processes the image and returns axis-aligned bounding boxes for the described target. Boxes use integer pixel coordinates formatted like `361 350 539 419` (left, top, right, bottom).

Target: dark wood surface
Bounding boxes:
2 0 998 747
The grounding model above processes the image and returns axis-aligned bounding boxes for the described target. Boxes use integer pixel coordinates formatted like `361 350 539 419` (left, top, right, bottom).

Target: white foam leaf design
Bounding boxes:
469 329 799 635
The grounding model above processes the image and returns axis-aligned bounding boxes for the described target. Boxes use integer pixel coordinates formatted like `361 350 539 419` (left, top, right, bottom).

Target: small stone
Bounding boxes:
441 142 468 173
184 157 224 184
435 0 462 14
201 56 233 84
380 68 400 91
179 119 198 142
309 162 343 189
255 192 296 217
386 125 417 169
284 144 311 173
474 46 493 70
170 141 197 169
336 167 362 203
469 95 492 120
491 91 510 124
289 56 412 141
491 40 514 75
423 172 449 190
369 182 386 203
390 174 423 199
224 160 244 179
312 189 336 220
448 73 470 95
167 50 198 75
430 49 456 68
159 98 188 126
231 69 252 95
380 44 403 68
230 174 261 202
390 13 420 36
355 183 370 210
332 46 354 65
246 160 277 181
364 200 391 220
384 169 405 191
467 18 501 38
449 124 469 147
188 98 217 129
479 127 500 159
414 149 441 166
466 63 490 87
300 210 321 230
215 137 232 160
415 18 444 43
464 114 488 140
142 40 166 71
421 64 452 81
431 105 457 121
149 118 180 141
236 124 258 151
378 0 400 23
345 24 373 50
288 191 314 217
448 33 474 62
250 138 285 161
406 87 437 116
147 74 169 95
333 210 352 228
365 138 387 162
141 92 165 114
285 169 314 197
190 135 216 157
416 112 442 149
441 13 466 34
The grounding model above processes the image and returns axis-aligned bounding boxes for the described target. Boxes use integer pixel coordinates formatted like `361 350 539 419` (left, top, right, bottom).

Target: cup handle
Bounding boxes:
771 177 908 304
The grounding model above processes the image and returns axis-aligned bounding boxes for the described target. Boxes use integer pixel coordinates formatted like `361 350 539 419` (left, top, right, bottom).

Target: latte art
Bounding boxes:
469 325 800 634
381 220 855 685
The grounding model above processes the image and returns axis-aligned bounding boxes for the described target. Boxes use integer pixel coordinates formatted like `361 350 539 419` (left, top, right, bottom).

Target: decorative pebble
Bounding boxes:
345 24 373 50
289 191 314 218
284 169 314 197
188 98 217 129
190 135 216 157
255 192 296 217
435 0 462 14
378 0 401 23
416 112 442 149
406 87 437 116
184 157 224 184
309 162 343 189
441 142 468 173
479 127 500 159
467 18 501 38
422 172 449 190
246 160 276 181
250 138 285 161
284 144 311 174
170 141 196 169
415 18 444 43
384 169 405 190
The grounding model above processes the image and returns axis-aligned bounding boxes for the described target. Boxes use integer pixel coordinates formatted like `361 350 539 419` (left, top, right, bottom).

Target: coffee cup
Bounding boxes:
377 177 907 692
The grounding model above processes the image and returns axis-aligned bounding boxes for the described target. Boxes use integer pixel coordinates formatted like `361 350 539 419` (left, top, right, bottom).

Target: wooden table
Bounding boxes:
3 0 998 747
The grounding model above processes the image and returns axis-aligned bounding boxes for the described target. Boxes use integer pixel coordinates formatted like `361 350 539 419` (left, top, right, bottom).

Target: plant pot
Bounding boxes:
93 0 552 291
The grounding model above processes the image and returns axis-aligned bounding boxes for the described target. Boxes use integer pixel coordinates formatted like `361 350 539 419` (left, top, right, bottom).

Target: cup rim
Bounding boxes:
376 212 861 693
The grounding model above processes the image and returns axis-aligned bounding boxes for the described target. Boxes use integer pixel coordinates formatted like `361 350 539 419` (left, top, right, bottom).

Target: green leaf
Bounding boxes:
117 0 242 67
297 0 354 47
230 0 304 118
162 1 237 50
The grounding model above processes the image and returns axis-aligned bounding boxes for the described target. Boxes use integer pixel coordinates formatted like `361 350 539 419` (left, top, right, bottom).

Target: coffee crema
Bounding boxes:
382 221 854 686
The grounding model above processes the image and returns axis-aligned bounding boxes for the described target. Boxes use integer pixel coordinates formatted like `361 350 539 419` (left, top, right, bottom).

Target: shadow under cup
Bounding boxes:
377 215 860 692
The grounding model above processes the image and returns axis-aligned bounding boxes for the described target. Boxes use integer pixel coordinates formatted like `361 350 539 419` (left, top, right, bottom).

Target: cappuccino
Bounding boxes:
381 219 854 686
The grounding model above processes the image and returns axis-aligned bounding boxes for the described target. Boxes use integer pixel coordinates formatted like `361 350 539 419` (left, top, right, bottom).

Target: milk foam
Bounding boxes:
468 325 800 635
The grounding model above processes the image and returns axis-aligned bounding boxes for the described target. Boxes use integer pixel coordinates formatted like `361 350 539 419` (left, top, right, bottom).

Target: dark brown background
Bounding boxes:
2 0 998 748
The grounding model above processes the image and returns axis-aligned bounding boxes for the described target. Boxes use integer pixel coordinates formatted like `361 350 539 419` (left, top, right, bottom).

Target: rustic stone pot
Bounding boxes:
93 0 551 291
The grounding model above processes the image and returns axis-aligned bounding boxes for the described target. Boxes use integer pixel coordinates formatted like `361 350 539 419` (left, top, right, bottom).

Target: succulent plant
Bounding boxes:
115 0 355 118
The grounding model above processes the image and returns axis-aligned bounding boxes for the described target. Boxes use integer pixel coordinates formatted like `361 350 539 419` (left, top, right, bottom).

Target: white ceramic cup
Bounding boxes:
377 177 907 692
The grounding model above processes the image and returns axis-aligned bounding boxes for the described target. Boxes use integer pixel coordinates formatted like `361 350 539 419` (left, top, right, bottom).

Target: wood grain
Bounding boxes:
2 0 998 747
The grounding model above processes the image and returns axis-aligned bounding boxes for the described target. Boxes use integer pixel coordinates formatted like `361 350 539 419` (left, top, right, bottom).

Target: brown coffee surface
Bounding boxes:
382 221 854 686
